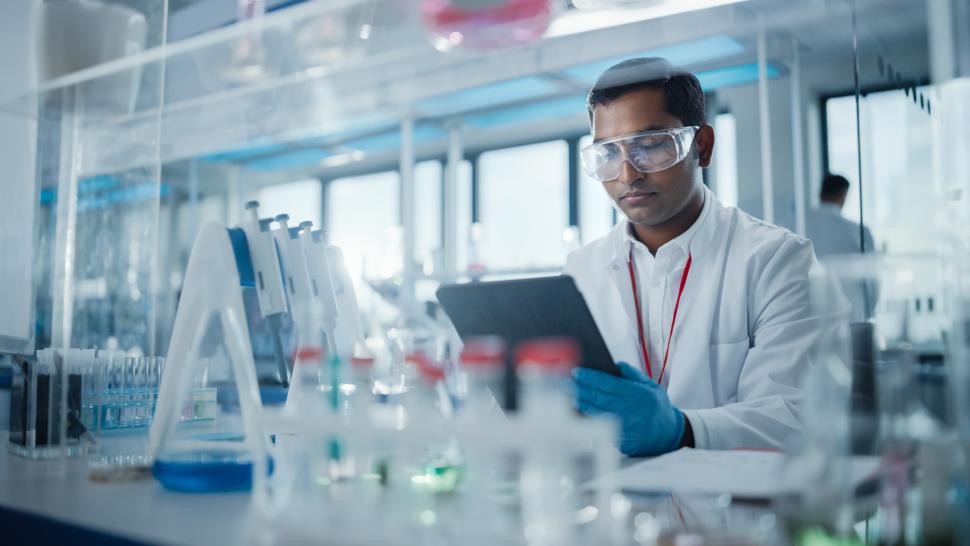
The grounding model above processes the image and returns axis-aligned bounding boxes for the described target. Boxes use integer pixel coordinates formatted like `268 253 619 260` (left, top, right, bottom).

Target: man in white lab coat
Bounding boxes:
568 58 826 455
804 174 877 321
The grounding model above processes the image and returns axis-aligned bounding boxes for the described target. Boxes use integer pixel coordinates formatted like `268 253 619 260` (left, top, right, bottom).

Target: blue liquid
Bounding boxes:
153 450 273 493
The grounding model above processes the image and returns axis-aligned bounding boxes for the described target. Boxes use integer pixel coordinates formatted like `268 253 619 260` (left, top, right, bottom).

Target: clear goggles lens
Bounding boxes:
580 126 699 182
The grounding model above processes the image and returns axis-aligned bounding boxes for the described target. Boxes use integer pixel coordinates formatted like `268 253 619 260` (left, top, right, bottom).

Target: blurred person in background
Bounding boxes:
805 173 878 322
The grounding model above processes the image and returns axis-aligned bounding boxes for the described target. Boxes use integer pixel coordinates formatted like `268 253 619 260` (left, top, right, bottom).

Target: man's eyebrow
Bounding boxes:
592 125 669 144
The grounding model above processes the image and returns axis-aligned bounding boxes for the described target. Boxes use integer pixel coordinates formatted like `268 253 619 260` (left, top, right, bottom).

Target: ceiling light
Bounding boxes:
319 150 365 168
548 0 748 37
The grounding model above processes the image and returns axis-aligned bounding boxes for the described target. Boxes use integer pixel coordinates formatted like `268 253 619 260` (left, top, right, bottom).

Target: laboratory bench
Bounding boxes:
0 429 807 546
0 432 258 546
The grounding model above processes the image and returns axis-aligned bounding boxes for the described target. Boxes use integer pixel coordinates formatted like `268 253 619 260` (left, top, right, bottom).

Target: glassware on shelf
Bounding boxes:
421 0 554 51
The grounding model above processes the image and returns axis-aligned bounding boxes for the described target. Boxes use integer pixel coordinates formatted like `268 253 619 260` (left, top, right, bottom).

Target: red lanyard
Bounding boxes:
626 248 692 384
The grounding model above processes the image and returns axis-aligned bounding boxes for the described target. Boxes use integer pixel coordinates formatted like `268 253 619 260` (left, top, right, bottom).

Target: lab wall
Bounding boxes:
715 77 798 230
0 1 40 353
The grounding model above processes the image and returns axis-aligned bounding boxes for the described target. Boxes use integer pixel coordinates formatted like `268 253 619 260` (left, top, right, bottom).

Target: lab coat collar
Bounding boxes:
608 186 717 267
818 202 843 214
601 187 721 376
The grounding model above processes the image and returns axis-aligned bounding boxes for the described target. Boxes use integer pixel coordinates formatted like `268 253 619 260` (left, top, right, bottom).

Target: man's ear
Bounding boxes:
695 124 715 168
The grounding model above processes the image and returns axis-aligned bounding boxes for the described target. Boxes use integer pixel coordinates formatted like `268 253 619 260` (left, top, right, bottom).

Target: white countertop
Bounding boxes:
0 432 260 546
0 431 787 546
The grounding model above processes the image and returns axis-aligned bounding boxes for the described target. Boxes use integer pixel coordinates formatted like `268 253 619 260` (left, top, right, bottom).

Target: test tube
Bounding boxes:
121 357 135 428
81 355 97 430
147 356 160 423
103 356 122 429
135 357 148 426
151 356 165 424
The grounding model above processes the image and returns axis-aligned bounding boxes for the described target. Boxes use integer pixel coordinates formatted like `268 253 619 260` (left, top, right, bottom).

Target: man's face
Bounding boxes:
591 87 711 227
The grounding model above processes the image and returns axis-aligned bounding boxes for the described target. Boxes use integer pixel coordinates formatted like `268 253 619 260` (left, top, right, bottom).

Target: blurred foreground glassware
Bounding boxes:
421 0 554 51
777 264 856 543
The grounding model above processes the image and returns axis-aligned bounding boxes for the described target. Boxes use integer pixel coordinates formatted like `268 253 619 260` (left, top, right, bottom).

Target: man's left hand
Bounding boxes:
573 361 686 456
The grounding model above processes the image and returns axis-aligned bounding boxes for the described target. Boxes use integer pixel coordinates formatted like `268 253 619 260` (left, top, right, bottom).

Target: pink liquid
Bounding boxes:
422 0 553 49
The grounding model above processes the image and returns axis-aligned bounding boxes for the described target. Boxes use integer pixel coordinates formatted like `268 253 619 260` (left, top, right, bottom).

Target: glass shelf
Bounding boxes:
16 0 921 358
0 0 792 178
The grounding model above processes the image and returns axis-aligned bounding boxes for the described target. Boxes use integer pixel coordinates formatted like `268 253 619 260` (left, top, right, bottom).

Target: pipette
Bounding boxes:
241 201 291 387
297 221 340 358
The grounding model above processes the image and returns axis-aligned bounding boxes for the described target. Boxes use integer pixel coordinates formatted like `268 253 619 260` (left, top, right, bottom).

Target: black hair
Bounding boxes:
586 57 706 127
820 173 850 200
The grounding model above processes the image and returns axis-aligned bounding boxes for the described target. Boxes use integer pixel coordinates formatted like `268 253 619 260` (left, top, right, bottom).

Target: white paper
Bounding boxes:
590 448 881 499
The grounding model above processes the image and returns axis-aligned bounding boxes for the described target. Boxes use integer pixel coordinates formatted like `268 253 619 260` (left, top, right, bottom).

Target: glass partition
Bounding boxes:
849 0 945 353
6 0 967 429
577 134 615 245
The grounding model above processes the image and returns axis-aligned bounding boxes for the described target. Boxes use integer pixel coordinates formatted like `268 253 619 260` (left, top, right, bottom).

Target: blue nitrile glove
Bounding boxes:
573 361 685 456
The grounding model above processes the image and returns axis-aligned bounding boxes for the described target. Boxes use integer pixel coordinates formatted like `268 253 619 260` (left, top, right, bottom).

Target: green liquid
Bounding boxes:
421 460 463 494
794 526 864 546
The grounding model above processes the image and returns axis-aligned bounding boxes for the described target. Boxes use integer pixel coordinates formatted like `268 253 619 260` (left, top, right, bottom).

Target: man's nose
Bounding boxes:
616 155 643 187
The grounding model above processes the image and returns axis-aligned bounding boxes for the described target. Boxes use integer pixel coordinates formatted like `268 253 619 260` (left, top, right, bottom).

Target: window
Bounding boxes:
256 179 322 228
327 171 399 279
455 160 473 271
578 135 615 244
825 96 860 222
414 160 443 270
478 141 569 270
824 87 943 344
713 113 739 208
825 87 936 254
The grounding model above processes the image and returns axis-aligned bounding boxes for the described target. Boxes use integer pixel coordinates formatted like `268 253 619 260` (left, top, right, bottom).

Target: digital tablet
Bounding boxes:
436 275 621 376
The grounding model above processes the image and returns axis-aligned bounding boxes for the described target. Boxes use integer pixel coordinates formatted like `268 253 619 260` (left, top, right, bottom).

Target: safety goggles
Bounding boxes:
580 126 699 182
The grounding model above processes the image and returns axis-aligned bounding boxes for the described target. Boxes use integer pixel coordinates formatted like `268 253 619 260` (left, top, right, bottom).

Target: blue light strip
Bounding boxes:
696 62 782 90
464 95 585 130
78 175 120 195
337 124 447 153
76 183 171 212
193 36 778 172
40 178 172 210
563 35 746 84
199 142 290 162
243 148 338 171
414 76 564 117
198 113 398 165
465 62 783 131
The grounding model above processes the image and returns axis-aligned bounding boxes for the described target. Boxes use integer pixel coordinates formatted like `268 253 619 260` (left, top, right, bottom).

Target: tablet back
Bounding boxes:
436 275 620 376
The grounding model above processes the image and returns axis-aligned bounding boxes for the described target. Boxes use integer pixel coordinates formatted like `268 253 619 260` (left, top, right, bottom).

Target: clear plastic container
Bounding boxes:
457 335 506 416
515 337 578 419
513 337 583 545
421 0 554 51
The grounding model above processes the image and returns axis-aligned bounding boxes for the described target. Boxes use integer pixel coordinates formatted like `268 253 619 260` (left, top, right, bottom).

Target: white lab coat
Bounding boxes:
565 188 824 451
